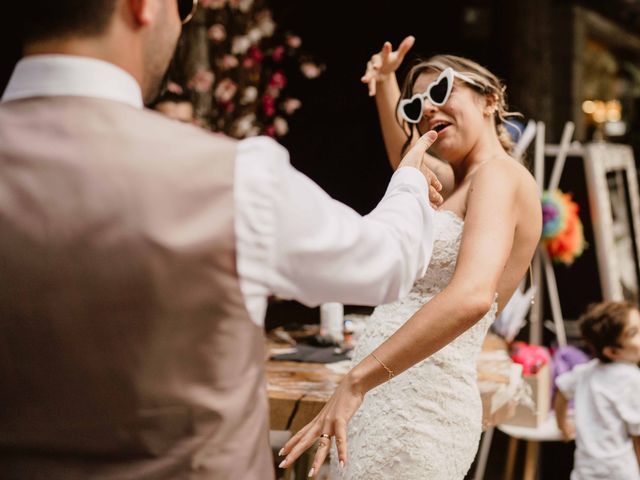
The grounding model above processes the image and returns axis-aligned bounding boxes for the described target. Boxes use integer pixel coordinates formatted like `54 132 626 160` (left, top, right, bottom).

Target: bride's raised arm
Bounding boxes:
362 36 455 195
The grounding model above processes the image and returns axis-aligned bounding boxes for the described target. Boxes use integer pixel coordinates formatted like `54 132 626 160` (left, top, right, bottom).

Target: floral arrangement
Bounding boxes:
541 189 586 265
166 0 324 139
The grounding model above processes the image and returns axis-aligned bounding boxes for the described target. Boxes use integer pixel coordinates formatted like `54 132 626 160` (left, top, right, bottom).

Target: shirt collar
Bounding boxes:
1 54 144 109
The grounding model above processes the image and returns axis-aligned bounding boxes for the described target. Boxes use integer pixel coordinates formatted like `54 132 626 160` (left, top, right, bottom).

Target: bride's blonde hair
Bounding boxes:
399 54 522 156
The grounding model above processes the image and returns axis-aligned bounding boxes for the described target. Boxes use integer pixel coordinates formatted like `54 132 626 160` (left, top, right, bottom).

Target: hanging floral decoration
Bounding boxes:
541 189 587 265
166 0 324 139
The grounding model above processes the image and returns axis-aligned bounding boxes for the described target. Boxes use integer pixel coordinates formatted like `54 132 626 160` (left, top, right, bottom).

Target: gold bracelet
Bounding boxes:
370 352 395 381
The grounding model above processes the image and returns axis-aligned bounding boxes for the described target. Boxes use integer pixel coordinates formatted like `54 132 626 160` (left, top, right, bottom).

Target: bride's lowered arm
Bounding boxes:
279 162 526 474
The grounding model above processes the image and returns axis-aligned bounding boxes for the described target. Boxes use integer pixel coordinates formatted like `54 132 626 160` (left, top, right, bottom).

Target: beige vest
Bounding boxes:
0 97 273 480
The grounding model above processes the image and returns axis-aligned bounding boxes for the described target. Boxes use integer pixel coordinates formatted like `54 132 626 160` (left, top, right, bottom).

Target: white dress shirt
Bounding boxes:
556 360 640 480
2 55 435 326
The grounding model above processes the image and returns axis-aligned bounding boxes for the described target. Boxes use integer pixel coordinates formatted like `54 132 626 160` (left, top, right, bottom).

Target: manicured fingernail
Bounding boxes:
308 467 315 477
278 448 285 456
278 460 286 468
340 460 345 469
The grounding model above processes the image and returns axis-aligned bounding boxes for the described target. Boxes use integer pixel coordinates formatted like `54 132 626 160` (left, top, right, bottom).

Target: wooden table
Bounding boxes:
266 334 523 479
267 354 345 479
267 332 520 434
267 359 343 434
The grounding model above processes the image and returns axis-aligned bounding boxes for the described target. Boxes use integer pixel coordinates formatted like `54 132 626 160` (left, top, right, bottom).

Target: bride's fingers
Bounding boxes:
380 41 392 63
396 35 415 61
279 421 314 457
307 428 332 478
279 425 321 469
334 419 348 469
361 61 376 83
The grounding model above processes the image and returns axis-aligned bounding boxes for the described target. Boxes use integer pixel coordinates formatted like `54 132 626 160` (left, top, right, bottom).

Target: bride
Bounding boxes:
279 36 541 479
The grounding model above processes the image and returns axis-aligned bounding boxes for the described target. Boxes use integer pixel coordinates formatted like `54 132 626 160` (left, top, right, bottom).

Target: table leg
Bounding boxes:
503 436 518 480
474 427 494 480
523 441 539 480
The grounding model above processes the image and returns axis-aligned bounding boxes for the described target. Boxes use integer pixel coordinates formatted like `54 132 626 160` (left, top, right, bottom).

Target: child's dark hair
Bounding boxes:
578 301 636 363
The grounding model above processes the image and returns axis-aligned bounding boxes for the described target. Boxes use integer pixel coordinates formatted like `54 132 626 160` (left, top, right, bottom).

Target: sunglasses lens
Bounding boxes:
178 0 196 23
428 75 450 105
401 96 424 123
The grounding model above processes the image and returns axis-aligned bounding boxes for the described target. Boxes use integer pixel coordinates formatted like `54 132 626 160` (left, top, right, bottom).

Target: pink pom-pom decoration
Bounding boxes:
541 190 586 265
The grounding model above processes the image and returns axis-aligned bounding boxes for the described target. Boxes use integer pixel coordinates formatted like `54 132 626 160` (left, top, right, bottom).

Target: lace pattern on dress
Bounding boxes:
330 210 498 480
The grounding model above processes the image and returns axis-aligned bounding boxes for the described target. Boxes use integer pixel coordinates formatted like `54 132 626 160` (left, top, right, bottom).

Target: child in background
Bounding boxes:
555 301 640 479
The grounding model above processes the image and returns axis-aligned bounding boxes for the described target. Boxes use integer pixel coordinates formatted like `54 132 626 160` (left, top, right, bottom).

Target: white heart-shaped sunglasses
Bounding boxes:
398 67 479 124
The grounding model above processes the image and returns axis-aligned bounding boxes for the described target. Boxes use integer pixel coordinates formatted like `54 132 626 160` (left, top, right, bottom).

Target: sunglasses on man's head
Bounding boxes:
178 0 198 24
398 67 479 124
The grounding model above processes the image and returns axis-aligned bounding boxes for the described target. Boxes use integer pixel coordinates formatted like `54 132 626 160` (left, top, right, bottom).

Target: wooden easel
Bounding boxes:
519 120 573 349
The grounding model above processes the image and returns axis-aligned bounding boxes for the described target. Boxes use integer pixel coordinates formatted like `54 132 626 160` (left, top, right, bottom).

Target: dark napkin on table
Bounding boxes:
271 344 351 363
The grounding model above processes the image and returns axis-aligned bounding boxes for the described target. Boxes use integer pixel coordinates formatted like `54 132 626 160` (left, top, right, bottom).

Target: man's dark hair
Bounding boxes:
579 301 636 363
19 1 118 44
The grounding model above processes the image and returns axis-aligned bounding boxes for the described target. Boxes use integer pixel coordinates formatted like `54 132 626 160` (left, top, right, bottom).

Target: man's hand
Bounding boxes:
398 130 443 207
361 36 415 96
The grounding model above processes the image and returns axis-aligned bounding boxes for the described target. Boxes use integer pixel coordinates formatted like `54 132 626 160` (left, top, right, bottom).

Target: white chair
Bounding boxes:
498 412 565 480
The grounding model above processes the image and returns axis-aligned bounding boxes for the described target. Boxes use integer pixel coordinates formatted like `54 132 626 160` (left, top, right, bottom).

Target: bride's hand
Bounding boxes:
361 35 415 96
277 373 365 477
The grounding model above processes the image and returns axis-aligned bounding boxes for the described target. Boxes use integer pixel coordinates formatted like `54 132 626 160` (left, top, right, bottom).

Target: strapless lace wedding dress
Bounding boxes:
331 209 497 479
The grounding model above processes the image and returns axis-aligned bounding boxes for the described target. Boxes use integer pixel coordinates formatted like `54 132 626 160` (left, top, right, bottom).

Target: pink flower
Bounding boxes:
219 54 239 70
225 102 236 113
231 36 251 55
269 71 287 89
272 46 285 62
248 46 264 63
214 78 238 103
188 69 215 93
262 94 276 117
247 28 263 43
208 24 227 43
286 35 302 49
264 125 276 137
201 0 226 8
273 116 289 136
238 0 254 12
232 113 256 137
241 86 258 104
300 62 322 79
283 98 302 115
256 10 276 36
166 81 184 94
242 57 255 69
266 86 281 100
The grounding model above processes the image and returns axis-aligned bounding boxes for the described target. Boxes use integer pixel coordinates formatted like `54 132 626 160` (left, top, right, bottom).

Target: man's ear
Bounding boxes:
603 345 619 361
129 0 154 26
